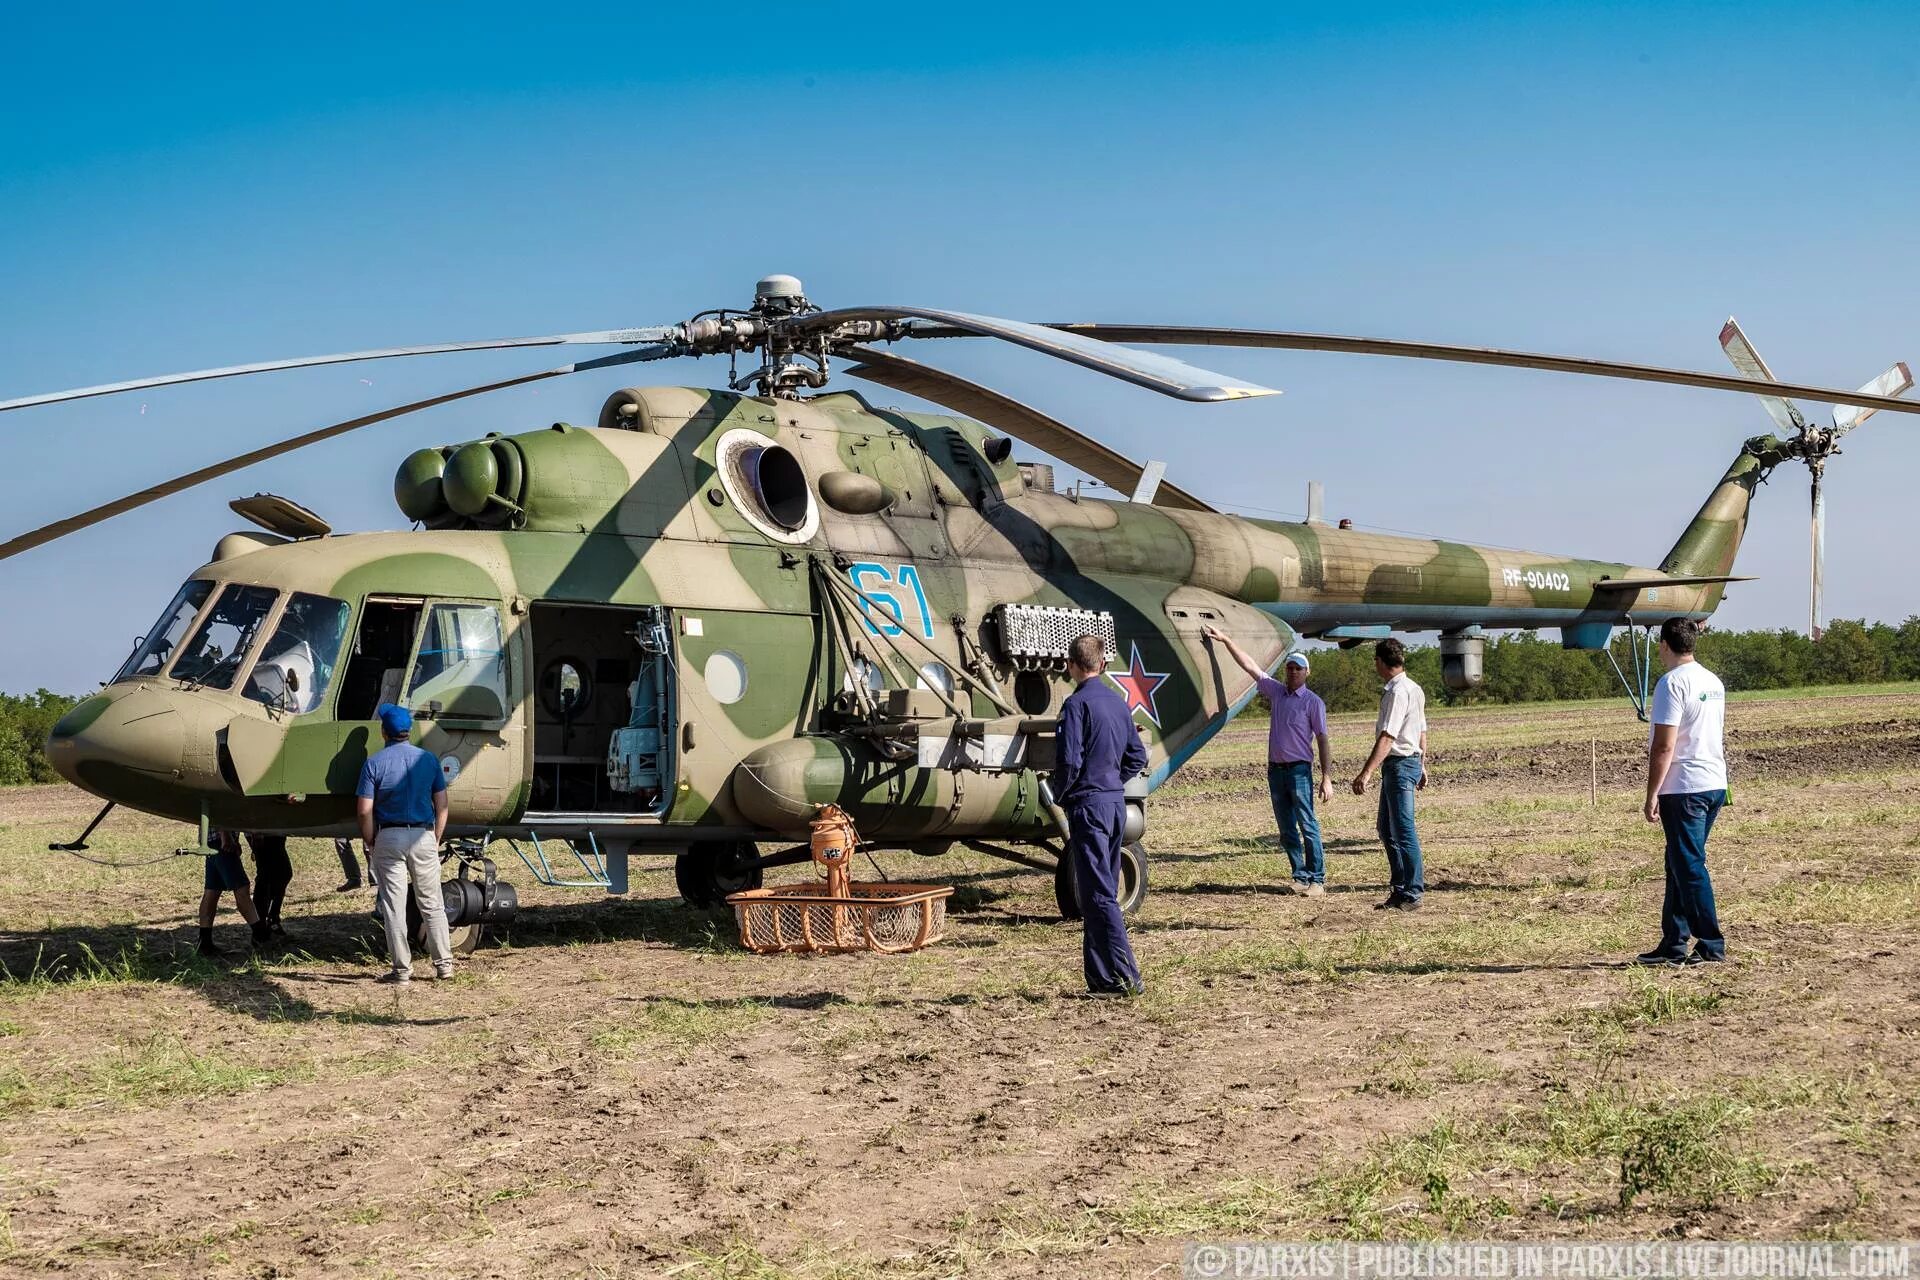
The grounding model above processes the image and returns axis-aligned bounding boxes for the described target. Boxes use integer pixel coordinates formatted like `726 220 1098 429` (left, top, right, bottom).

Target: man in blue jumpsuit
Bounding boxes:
1053 634 1150 996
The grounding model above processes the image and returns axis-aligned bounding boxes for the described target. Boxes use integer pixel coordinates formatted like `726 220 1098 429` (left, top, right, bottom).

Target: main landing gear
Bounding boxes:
674 840 766 909
1053 841 1149 920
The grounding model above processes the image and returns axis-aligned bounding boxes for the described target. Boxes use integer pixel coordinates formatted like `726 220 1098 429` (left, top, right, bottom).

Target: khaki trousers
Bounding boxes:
372 826 453 976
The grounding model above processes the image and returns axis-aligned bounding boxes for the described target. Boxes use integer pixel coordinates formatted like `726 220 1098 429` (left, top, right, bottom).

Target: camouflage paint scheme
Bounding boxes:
46 386 1777 850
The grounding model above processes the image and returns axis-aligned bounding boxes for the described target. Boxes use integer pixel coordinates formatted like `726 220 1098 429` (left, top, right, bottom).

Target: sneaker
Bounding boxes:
1684 949 1725 965
196 940 228 958
375 971 411 985
434 966 455 981
1303 883 1327 898
1286 881 1311 896
1373 893 1404 911
1389 895 1423 912
1633 949 1687 967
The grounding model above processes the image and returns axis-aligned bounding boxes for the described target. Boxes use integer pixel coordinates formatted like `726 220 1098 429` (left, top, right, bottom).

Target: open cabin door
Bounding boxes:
224 595 525 827
524 602 677 819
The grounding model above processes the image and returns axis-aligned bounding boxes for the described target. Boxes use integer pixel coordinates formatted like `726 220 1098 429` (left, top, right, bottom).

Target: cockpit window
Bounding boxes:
243 593 351 713
168 584 280 690
115 580 214 682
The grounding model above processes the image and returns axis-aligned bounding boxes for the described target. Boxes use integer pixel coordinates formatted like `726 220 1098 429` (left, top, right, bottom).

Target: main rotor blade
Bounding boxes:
797 307 1278 403
0 345 672 562
840 345 1216 513
1717 318 1808 436
0 326 684 414
1037 324 1920 417
1832 362 1915 438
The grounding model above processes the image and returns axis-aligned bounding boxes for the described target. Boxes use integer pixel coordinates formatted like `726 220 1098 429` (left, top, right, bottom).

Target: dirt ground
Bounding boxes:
1 687 1916 1278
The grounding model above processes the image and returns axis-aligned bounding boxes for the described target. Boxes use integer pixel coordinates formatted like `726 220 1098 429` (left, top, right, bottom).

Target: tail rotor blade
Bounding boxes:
0 344 674 562
1832 361 1915 437
0 326 684 414
1718 318 1808 435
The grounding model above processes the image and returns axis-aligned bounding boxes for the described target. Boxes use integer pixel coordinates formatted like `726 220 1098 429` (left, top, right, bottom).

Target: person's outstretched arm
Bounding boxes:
1200 624 1264 682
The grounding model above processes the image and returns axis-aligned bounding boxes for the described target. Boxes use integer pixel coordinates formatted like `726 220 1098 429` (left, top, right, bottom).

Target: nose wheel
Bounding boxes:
402 894 488 955
1053 841 1148 920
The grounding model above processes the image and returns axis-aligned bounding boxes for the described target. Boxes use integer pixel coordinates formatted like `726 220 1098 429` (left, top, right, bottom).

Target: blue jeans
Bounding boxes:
1656 789 1726 960
1377 754 1425 901
1266 761 1325 884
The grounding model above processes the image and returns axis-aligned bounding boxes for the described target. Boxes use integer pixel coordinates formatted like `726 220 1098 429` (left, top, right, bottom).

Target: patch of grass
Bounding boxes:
1612 1096 1777 1210
0 1032 304 1115
0 940 205 993
1576 971 1729 1033
592 998 770 1053
0 1018 19 1036
1359 1034 1435 1098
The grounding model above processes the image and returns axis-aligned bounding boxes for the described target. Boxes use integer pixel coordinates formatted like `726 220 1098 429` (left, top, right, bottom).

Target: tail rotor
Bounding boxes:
1718 319 1912 640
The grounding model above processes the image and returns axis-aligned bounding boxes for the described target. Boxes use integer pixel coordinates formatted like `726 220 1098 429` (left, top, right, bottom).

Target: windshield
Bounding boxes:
243 593 352 713
168 584 281 689
114 580 214 682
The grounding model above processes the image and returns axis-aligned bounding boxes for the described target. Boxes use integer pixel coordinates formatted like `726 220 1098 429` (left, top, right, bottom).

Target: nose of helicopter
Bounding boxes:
46 686 190 799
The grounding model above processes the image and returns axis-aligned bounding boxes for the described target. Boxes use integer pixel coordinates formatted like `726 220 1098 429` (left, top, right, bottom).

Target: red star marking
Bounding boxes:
1107 643 1169 726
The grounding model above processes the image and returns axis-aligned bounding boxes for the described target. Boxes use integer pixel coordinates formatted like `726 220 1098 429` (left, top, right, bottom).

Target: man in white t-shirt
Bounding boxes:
1637 616 1729 966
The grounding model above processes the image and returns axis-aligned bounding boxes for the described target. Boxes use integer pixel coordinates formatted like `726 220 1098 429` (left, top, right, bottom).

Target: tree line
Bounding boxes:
1272 616 1920 715
0 690 81 785
3 618 1918 782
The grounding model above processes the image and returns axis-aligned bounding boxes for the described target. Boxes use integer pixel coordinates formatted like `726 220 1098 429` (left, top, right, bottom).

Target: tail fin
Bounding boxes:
1659 434 1791 608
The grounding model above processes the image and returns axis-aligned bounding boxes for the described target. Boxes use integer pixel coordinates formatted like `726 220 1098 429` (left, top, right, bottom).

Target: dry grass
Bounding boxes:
0 685 1916 1277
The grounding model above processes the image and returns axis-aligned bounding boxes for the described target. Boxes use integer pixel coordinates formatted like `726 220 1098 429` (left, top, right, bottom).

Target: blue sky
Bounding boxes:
4 2 1918 690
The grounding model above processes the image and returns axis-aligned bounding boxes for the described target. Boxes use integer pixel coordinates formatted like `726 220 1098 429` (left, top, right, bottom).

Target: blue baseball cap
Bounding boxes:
1283 652 1310 671
377 704 413 737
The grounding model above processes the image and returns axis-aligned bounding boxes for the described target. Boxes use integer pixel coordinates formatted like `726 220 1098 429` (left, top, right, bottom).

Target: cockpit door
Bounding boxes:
402 598 525 825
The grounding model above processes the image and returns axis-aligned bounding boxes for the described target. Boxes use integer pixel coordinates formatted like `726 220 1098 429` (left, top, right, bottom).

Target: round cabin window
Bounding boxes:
539 658 593 719
704 650 748 704
1014 670 1054 716
713 428 819 544
916 662 954 698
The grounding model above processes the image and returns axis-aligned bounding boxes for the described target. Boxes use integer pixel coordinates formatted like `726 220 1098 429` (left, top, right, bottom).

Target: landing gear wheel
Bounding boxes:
444 922 487 955
1053 841 1148 920
403 894 488 955
675 841 763 908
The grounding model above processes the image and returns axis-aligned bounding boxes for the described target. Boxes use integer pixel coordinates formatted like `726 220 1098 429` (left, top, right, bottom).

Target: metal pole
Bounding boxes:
1590 736 1598 808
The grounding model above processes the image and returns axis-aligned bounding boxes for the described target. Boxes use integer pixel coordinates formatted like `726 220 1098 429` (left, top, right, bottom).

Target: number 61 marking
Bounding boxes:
847 562 934 639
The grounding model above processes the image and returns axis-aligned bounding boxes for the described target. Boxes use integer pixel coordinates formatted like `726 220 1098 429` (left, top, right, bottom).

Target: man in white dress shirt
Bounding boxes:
1351 638 1428 911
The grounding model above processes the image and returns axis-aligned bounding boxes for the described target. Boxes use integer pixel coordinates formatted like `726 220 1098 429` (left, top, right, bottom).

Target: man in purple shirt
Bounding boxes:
1204 627 1333 895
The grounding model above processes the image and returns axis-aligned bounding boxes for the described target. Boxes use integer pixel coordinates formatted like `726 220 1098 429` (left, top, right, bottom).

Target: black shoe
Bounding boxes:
334 881 362 893
196 940 228 958
1684 949 1724 965
1389 895 1423 911
1374 893 1404 910
1633 948 1687 966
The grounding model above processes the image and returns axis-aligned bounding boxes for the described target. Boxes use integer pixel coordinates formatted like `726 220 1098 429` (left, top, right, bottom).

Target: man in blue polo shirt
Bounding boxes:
356 704 455 983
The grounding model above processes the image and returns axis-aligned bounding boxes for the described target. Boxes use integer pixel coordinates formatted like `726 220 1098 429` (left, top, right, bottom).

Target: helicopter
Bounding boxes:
10 275 1914 950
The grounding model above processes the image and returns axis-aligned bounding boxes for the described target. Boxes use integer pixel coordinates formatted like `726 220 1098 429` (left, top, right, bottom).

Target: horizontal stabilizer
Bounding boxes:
1591 574 1754 591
